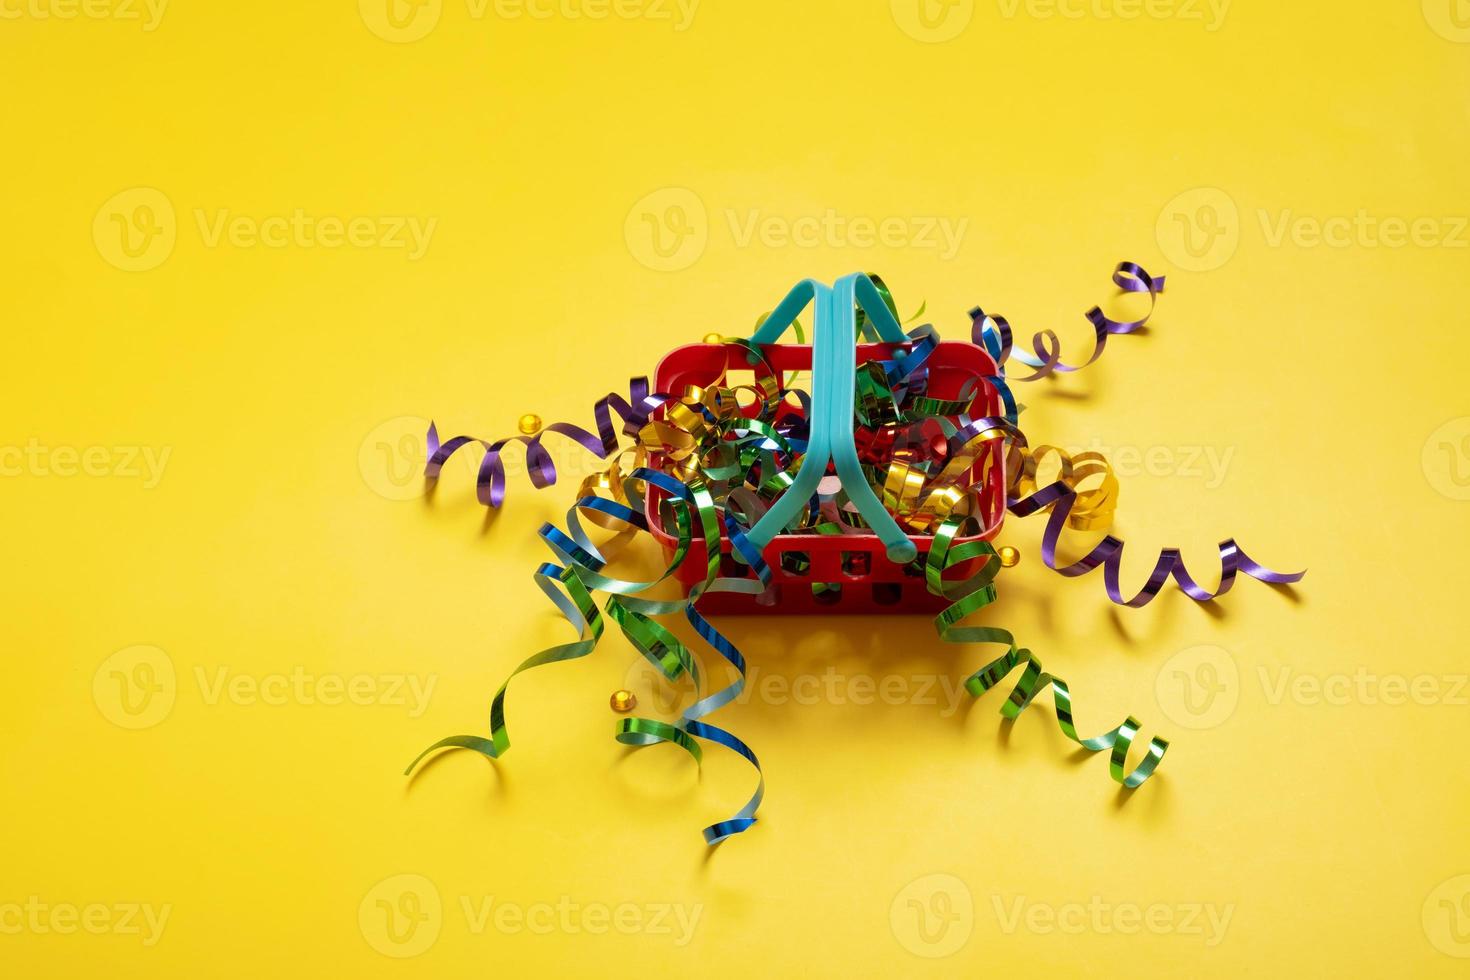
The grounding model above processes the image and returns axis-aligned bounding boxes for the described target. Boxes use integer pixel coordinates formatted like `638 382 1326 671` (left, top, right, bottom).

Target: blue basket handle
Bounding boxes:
744 279 833 553
750 277 825 346
825 273 917 564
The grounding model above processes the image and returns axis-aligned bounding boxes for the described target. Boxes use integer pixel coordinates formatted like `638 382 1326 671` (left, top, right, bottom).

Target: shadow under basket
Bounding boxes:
644 338 1007 614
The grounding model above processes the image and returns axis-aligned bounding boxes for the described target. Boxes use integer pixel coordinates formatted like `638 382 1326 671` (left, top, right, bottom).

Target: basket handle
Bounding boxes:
750 277 825 346
848 273 909 344
743 279 834 553
825 273 917 564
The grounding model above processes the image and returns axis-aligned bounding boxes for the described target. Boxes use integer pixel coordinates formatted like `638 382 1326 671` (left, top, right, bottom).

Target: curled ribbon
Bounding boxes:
972 261 1165 381
408 262 1304 841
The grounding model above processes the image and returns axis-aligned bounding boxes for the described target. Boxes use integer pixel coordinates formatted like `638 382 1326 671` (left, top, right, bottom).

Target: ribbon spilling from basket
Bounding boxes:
407 263 1304 845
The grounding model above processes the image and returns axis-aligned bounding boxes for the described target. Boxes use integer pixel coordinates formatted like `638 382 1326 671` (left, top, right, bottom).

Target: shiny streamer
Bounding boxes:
424 380 666 507
925 523 1167 786
408 262 1304 841
972 261 1165 381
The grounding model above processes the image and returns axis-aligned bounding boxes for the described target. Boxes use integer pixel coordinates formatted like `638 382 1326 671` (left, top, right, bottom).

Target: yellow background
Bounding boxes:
4 0 1470 975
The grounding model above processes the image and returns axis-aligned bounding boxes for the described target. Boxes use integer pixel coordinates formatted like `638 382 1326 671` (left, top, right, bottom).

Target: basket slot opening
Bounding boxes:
779 550 811 577
719 554 753 580
872 583 904 606
812 583 843 605
841 551 871 579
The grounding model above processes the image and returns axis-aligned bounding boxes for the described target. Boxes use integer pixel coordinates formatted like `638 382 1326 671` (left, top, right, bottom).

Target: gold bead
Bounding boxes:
997 546 1020 568
702 332 723 345
610 689 638 713
517 413 543 436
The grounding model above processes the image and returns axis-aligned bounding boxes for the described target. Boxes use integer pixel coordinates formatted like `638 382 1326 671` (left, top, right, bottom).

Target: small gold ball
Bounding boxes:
517 413 543 436
997 546 1020 568
610 689 638 713
702 332 723 345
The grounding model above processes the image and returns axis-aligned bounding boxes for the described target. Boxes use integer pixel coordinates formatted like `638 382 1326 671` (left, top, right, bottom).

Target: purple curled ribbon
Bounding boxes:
425 379 665 507
1008 478 1304 607
972 261 1166 381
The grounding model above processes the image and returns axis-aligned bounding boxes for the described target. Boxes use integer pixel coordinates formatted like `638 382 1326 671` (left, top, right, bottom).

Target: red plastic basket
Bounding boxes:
645 337 1006 614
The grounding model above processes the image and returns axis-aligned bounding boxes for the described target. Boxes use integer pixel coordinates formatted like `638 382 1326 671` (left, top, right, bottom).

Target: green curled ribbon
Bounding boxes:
926 517 1168 787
